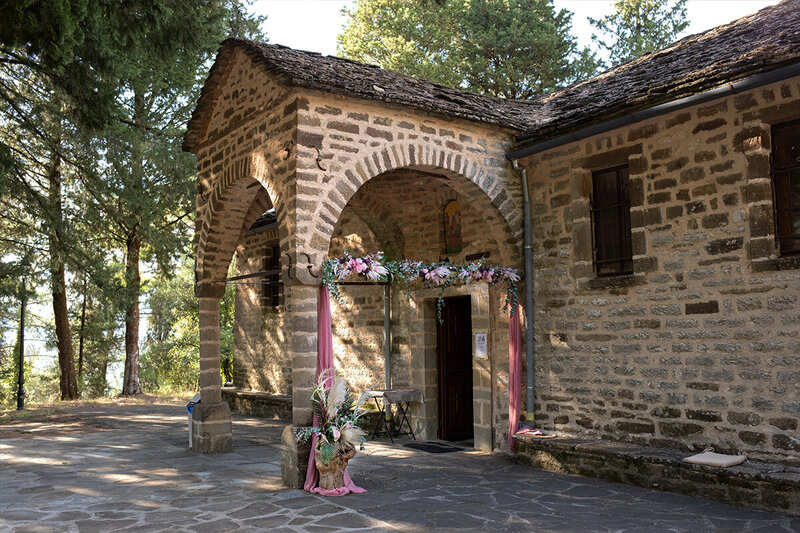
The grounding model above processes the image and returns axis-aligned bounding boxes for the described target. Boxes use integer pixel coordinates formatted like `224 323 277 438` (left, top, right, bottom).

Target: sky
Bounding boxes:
252 0 780 57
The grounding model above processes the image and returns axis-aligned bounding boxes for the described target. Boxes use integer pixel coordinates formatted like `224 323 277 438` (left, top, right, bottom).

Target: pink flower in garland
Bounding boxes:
346 258 367 274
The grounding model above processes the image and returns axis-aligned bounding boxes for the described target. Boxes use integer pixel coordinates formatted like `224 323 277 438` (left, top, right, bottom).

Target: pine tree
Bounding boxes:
589 0 689 67
79 1 266 395
338 0 600 99
1 0 266 400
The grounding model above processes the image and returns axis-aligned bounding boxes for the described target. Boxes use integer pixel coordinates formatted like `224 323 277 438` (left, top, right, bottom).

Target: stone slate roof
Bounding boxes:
516 0 800 144
185 0 800 152
183 38 536 150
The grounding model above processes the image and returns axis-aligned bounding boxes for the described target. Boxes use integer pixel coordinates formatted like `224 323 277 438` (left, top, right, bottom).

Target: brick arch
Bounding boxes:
196 153 286 287
197 153 284 261
307 141 522 266
239 188 273 240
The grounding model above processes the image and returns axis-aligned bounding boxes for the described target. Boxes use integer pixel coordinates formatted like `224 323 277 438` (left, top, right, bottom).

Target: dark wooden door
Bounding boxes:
437 296 473 441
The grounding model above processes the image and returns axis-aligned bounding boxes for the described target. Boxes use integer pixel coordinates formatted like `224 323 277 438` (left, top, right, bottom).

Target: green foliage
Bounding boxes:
589 0 689 66
68 270 124 398
317 441 338 464
338 0 600 99
140 252 235 394
24 362 60 405
140 257 200 393
219 274 236 378
0 0 266 403
0 334 19 407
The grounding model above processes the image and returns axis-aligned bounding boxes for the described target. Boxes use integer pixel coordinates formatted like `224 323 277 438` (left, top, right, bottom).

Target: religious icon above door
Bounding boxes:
444 200 462 253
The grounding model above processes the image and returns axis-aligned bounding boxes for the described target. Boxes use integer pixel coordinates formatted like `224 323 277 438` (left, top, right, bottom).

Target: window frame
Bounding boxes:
771 119 800 256
261 245 282 308
591 164 634 277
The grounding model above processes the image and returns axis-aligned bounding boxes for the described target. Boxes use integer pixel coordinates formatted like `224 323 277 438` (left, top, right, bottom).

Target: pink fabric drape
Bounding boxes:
303 286 367 496
508 303 522 452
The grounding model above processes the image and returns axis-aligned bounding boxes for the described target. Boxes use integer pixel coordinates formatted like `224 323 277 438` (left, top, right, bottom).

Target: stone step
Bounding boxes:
513 434 800 516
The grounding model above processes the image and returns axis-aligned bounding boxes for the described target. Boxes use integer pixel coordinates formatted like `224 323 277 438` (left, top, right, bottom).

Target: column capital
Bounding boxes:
195 280 226 299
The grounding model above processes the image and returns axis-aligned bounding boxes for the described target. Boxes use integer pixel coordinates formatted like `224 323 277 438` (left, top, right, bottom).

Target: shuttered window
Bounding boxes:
592 165 633 276
262 245 282 308
772 120 800 255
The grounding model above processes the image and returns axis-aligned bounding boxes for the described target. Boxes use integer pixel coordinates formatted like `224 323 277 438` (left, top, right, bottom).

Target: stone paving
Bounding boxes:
1 402 798 532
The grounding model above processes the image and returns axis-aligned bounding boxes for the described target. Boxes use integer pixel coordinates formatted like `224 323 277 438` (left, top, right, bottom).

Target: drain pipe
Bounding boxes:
511 158 536 427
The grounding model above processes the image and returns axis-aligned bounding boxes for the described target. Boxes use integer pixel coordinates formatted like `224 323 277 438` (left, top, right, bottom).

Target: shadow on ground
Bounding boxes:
1 402 798 532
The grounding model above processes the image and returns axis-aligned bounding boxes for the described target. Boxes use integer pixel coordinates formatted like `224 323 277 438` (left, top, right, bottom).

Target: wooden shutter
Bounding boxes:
592 165 633 276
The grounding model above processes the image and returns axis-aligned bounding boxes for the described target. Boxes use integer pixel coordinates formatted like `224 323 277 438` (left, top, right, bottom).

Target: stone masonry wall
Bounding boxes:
193 48 299 289
233 227 290 394
520 77 800 465
291 92 523 269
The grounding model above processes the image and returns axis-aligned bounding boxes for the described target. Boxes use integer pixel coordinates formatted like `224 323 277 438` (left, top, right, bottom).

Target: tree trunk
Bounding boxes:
121 86 146 396
100 325 112 394
77 273 87 379
47 128 79 401
122 231 142 395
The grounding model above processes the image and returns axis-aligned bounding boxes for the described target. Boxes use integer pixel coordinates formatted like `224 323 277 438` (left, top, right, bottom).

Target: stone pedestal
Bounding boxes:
191 402 233 453
281 425 311 489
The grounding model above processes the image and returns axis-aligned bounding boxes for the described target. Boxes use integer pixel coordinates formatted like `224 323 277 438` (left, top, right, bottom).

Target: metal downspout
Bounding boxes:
511 159 535 425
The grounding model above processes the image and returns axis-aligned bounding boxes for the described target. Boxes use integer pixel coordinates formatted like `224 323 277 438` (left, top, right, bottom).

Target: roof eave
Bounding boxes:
507 61 800 161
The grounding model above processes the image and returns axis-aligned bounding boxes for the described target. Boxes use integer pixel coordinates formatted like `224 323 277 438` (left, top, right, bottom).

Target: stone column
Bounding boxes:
192 282 232 453
281 282 318 488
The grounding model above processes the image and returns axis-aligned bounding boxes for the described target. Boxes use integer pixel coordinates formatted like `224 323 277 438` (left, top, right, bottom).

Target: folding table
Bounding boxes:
361 388 423 443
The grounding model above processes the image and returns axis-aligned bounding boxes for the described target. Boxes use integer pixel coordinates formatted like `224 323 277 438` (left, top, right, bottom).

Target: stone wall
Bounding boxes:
193 48 297 287
233 226 289 393
520 77 800 464
291 92 523 268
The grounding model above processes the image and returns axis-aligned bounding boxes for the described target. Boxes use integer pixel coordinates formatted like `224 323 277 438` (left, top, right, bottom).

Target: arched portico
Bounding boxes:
192 155 290 453
326 161 520 450
184 39 525 487
294 139 523 269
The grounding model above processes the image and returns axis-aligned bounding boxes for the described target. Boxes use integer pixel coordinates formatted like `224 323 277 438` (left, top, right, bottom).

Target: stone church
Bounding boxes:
183 0 800 495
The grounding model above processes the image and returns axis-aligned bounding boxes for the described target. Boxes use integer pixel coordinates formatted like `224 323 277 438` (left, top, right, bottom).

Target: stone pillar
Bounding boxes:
192 283 232 453
472 286 493 452
281 283 319 488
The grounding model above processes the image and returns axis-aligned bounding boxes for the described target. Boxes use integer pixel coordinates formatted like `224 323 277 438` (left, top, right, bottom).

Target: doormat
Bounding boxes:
403 441 464 454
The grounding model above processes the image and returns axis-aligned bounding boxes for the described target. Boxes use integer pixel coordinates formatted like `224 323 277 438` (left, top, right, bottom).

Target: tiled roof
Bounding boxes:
183 39 536 150
516 0 800 144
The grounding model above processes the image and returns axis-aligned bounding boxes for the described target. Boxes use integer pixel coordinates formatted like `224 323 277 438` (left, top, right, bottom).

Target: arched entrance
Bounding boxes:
327 164 520 450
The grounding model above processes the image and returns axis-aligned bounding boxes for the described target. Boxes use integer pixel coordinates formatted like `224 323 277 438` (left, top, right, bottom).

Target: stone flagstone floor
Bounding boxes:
1 402 798 532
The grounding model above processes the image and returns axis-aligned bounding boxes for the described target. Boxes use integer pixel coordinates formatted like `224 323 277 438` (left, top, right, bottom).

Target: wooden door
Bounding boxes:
436 296 473 441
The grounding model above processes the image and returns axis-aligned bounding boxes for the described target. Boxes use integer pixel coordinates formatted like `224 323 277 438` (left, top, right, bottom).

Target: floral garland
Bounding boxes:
322 251 521 320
